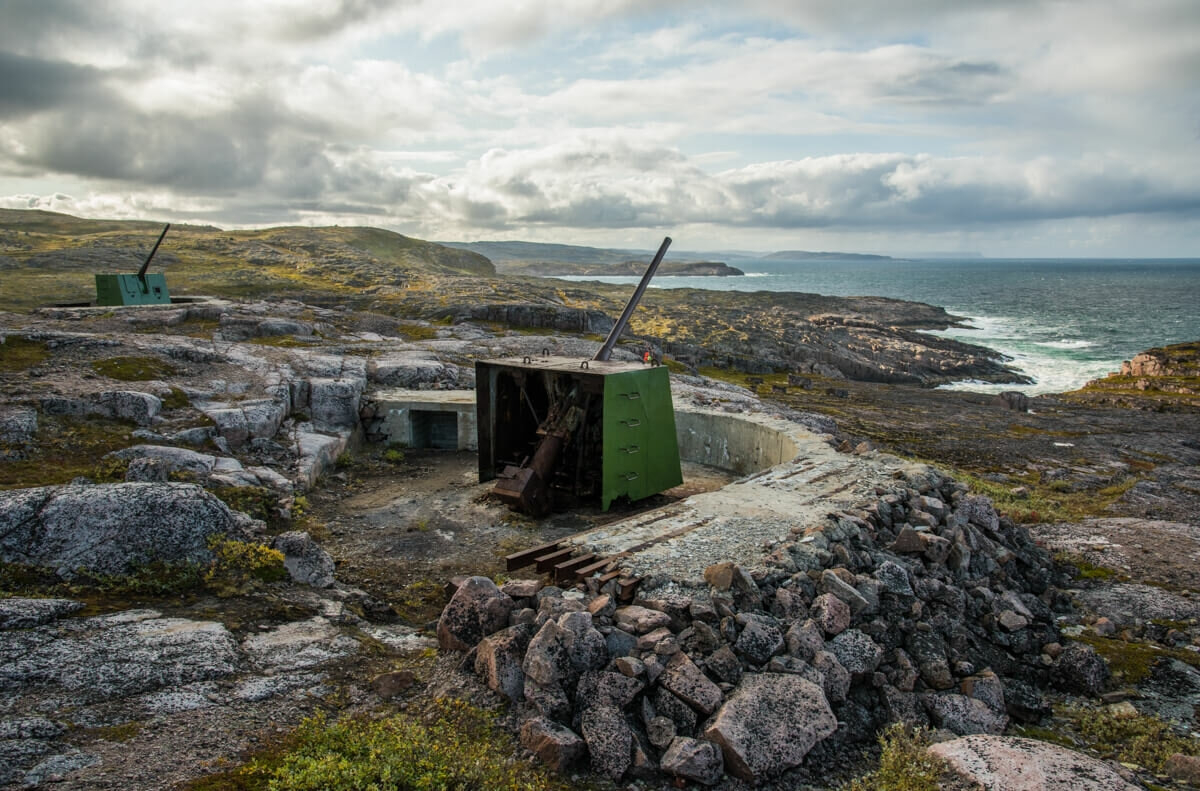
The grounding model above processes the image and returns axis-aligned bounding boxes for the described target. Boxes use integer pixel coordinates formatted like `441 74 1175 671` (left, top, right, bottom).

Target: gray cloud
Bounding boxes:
0 53 107 118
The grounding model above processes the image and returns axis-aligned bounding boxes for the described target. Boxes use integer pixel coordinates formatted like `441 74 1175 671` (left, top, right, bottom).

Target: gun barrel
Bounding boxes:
593 236 671 362
138 223 171 278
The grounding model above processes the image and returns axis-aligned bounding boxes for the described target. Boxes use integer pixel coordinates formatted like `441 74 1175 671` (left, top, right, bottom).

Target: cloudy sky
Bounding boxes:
1 0 1198 256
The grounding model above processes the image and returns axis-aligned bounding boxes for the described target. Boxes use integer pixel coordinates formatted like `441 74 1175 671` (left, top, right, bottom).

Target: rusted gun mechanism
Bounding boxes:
488 236 673 515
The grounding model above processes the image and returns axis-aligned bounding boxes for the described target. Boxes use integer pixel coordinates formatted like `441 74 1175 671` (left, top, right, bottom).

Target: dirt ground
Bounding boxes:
305 449 735 623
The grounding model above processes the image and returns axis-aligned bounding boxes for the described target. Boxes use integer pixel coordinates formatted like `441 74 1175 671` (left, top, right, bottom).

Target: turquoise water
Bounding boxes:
557 258 1200 394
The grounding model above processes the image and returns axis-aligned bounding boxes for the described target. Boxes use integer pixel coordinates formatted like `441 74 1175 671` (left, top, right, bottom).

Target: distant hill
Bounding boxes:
0 209 493 311
441 240 641 265
502 260 743 277
762 250 894 261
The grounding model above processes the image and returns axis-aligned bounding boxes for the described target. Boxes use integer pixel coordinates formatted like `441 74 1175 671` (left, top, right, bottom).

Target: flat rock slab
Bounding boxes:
0 598 83 629
929 735 1141 791
0 609 239 705
242 616 360 672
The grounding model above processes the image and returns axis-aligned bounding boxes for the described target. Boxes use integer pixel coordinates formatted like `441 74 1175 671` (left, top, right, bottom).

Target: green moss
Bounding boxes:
0 336 50 371
210 485 283 527
952 470 1141 523
842 723 948 791
1072 634 1200 684
161 387 191 409
395 323 438 340
0 559 204 599
87 721 144 742
1061 704 1200 772
0 414 135 489
245 334 318 348
391 579 446 623
92 355 177 381
205 699 577 791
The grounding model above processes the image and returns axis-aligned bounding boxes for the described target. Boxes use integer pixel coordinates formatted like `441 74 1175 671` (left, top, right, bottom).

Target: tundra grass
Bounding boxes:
0 414 134 489
186 698 583 791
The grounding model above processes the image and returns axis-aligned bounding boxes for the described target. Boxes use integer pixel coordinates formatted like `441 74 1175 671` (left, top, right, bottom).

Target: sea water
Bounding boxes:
556 257 1200 395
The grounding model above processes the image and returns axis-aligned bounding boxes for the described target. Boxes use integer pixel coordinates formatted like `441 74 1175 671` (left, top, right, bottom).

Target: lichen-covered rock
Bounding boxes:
926 693 1008 735
930 734 1141 790
437 576 514 652
661 652 723 716
271 531 336 588
785 619 825 661
519 717 584 773
809 593 851 636
614 605 672 634
576 670 644 710
661 736 724 786
703 673 836 783
581 705 632 780
827 628 883 678
475 623 535 701
241 616 360 672
734 613 784 665
1053 643 1111 696
0 482 257 578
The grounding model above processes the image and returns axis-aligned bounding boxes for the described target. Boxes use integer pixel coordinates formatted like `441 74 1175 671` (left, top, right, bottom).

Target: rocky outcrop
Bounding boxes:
41 390 162 426
0 482 259 577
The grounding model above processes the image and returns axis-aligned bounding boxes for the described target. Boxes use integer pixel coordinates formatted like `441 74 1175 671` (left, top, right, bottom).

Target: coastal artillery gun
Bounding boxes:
95 223 172 306
476 237 682 516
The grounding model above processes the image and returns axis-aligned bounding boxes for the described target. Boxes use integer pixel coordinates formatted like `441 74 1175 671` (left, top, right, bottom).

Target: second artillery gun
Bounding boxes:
475 237 682 515
95 223 172 306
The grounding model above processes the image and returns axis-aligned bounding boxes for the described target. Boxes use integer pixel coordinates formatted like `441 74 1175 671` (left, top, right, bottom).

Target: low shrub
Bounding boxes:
843 724 947 791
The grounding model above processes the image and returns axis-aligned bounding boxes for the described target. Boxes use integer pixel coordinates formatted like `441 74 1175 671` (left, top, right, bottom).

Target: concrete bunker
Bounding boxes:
367 390 478 451
367 389 799 478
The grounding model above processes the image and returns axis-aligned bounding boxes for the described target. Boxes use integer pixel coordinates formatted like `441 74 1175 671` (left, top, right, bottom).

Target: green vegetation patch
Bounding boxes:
1073 634 1200 684
0 414 134 489
191 698 576 791
202 536 287 597
1060 704 1200 772
0 558 204 599
210 485 284 528
952 471 1140 524
842 723 948 791
391 579 446 623
92 355 177 381
0 336 50 371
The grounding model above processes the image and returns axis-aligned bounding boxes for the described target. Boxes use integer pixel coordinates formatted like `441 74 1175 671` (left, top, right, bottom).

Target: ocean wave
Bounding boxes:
1035 339 1096 350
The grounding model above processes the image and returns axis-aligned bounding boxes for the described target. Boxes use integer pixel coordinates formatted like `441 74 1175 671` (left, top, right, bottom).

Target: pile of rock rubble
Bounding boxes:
437 467 1108 785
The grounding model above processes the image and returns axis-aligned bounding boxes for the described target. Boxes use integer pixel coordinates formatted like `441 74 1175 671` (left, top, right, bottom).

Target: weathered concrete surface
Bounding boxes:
568 406 903 582
930 735 1141 790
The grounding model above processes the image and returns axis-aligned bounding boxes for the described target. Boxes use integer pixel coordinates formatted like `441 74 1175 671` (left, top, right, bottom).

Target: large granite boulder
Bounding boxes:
0 482 257 577
930 734 1141 790
703 673 836 782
